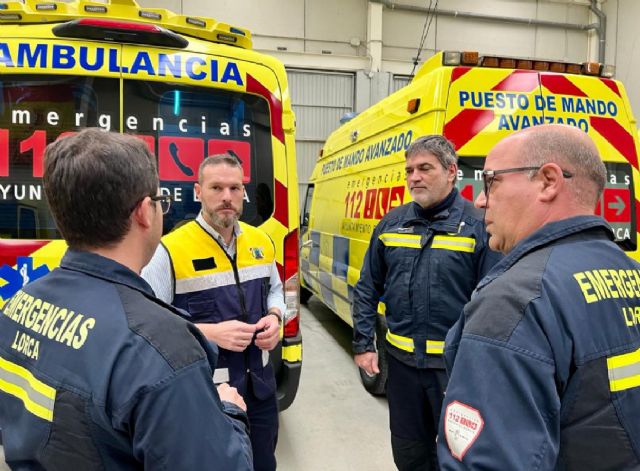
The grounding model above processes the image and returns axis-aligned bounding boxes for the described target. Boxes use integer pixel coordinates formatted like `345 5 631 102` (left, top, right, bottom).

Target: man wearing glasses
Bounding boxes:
143 154 285 471
0 130 252 469
352 135 499 470
438 124 640 470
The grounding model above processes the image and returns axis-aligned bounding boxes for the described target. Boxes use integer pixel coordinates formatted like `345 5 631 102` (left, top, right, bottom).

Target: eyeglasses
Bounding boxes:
481 166 573 195
150 194 172 214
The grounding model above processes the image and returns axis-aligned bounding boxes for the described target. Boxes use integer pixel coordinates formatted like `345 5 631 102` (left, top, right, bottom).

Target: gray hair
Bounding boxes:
198 153 244 183
522 127 606 206
405 135 458 169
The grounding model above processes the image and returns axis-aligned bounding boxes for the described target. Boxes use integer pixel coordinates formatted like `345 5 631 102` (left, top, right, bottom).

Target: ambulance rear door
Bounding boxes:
539 72 638 255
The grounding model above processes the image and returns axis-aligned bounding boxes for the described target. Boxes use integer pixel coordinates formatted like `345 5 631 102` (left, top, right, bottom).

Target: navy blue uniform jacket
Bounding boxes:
0 250 252 470
439 216 640 470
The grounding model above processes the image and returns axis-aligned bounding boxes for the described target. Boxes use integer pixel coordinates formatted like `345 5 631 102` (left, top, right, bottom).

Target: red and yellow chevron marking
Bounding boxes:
443 67 640 259
444 67 541 153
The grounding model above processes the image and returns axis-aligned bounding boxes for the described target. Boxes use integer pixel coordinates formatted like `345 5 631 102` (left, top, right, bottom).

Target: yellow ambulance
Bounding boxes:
300 50 640 394
0 0 301 410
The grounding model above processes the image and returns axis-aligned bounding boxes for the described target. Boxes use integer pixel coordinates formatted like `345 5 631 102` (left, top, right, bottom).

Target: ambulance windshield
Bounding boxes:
0 75 275 239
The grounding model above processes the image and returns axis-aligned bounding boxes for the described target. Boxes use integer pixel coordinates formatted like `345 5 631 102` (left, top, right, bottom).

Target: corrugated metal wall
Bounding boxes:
391 74 411 94
287 69 355 206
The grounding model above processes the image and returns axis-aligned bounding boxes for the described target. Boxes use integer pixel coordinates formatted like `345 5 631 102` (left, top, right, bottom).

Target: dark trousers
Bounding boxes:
245 387 279 471
387 354 448 471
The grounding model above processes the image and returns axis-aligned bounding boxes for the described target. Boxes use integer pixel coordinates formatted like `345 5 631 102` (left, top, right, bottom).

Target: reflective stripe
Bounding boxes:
282 344 302 363
386 331 414 352
262 349 270 367
213 368 230 384
607 347 640 392
0 355 56 422
379 233 422 249
238 263 273 284
175 263 271 294
426 340 445 354
175 270 236 294
431 235 476 253
386 331 444 355
377 301 386 316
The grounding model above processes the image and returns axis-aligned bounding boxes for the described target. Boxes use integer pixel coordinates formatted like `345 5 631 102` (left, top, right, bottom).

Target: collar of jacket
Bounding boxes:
400 188 464 233
476 215 614 291
61 248 155 296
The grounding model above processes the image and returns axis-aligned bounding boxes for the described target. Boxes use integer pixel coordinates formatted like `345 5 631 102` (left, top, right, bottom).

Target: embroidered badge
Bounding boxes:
250 247 265 259
444 400 484 461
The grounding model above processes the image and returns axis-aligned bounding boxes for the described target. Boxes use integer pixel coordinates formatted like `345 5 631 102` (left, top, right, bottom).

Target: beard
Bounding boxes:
205 203 242 229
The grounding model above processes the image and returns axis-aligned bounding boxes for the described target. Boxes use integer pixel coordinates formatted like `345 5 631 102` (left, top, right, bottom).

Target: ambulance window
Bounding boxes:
455 157 485 203
0 75 120 239
456 157 637 252
302 184 314 228
123 80 275 233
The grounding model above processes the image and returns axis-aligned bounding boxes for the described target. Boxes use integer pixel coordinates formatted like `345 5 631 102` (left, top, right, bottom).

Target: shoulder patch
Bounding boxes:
116 284 207 371
465 247 551 341
444 400 484 461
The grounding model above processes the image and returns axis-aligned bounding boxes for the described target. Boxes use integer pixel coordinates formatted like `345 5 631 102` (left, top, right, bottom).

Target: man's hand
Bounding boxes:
254 313 281 351
197 320 256 352
217 383 247 412
354 351 380 376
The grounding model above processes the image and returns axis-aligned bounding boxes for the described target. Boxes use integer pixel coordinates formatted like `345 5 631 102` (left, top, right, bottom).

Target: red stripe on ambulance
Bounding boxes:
590 116 639 169
491 70 538 93
246 74 285 144
273 179 289 227
540 75 587 97
600 78 621 98
451 67 472 84
0 240 49 267
444 109 495 150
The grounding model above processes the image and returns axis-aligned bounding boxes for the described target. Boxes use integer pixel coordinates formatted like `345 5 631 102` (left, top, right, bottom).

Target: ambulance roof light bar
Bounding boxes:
442 50 615 78
53 18 189 48
0 1 253 49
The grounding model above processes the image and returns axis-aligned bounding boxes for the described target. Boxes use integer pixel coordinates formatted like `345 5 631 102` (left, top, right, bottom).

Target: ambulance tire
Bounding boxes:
300 287 313 305
358 316 388 396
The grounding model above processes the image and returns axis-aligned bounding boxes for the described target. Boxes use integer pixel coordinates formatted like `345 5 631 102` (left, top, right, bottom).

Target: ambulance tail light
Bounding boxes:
52 18 188 48
283 229 300 338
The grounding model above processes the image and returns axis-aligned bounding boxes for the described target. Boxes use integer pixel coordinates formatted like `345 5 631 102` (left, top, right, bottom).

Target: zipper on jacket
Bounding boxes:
212 237 252 377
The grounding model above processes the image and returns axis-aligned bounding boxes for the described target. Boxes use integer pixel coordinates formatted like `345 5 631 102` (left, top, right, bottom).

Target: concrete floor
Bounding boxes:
0 296 395 470
276 297 394 470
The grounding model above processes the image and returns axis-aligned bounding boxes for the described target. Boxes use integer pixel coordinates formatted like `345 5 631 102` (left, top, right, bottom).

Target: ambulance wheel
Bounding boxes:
300 287 313 305
358 316 388 396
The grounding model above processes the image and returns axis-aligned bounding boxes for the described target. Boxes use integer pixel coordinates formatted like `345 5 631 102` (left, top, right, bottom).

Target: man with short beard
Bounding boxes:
143 154 285 471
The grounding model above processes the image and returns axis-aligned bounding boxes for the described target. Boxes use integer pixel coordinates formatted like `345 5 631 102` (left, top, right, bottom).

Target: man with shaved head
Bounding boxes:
438 125 640 470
